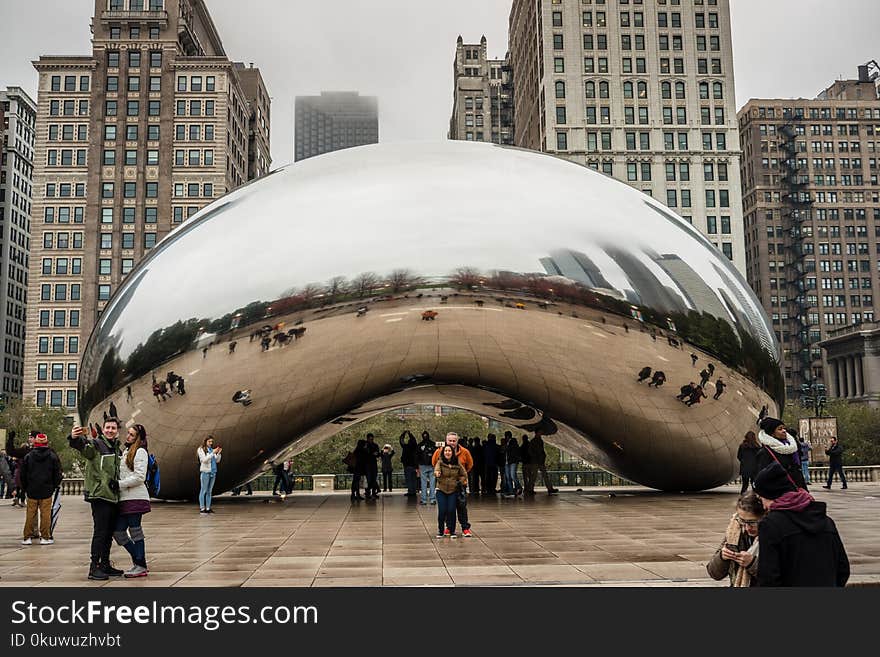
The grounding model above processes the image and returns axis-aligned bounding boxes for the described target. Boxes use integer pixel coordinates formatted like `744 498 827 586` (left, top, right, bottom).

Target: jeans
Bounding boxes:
456 487 470 530
801 462 811 484
90 499 118 564
404 466 418 495
199 472 216 510
273 473 289 495
827 464 848 488
114 513 146 567
522 463 536 493
500 464 510 494
419 465 436 503
505 463 521 494
436 490 457 534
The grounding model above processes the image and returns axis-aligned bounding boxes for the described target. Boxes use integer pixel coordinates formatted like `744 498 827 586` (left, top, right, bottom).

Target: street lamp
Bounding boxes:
799 381 827 417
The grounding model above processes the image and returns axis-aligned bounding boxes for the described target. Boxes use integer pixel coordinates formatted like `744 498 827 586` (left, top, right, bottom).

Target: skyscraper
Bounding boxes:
23 0 271 411
294 92 378 161
507 0 745 272
448 36 514 145
738 64 880 396
0 87 37 400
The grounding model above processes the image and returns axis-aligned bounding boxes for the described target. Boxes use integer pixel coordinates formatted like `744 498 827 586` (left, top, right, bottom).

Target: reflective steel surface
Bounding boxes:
79 142 783 497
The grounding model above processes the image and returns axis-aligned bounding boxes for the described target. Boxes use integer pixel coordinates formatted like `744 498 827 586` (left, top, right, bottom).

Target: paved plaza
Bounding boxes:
1 486 878 587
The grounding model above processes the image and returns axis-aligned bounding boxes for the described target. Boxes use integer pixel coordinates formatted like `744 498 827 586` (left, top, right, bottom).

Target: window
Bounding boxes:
556 106 567 124
149 51 162 68
39 338 49 354
122 259 134 275
206 76 215 91
177 76 187 92
98 285 112 301
99 259 112 275
146 182 158 198
102 182 114 198
189 149 200 165
68 364 78 381
129 50 141 68
144 233 157 249
145 207 157 223
554 57 565 73
147 125 159 141
555 81 566 99
125 149 137 165
68 337 78 354
107 51 120 68
124 181 136 198
127 100 139 116
553 34 564 50
707 216 717 234
106 76 118 92
203 183 213 197
123 207 135 224
53 310 66 327
55 284 67 300
148 100 160 116
38 364 48 381
122 233 135 249
104 124 117 140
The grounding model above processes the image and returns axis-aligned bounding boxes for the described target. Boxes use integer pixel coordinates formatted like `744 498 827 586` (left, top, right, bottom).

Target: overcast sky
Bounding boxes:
0 0 878 167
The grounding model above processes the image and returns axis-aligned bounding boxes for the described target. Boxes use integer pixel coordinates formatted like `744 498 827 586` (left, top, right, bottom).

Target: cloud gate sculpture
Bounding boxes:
79 142 783 497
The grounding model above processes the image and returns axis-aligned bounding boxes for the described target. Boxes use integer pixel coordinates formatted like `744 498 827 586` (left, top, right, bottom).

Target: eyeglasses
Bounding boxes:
735 517 760 527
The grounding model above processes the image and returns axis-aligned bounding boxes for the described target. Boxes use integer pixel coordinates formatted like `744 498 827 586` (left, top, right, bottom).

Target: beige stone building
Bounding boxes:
738 65 880 397
294 92 378 162
0 87 37 400
506 0 745 271
23 0 270 411
448 36 514 145
820 322 880 407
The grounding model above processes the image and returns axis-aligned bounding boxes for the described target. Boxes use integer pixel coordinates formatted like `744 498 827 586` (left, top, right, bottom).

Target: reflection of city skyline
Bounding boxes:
655 254 734 323
539 249 611 289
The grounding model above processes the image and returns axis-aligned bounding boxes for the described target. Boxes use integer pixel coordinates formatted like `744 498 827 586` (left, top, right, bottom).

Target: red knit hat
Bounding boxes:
33 433 49 447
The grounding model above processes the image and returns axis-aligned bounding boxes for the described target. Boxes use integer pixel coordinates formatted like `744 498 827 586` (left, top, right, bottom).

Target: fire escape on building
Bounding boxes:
779 107 816 396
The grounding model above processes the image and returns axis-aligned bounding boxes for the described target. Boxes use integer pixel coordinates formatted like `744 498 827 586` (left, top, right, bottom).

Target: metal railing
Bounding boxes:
52 465 880 495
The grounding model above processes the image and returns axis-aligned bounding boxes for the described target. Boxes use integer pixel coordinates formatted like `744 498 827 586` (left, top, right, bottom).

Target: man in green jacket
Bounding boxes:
68 418 122 580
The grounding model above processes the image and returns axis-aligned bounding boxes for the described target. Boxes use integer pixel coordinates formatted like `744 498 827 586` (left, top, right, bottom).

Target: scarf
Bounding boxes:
723 513 757 588
758 430 798 455
771 488 814 512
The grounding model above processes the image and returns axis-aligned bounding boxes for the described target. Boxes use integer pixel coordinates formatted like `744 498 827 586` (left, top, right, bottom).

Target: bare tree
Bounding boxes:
451 267 482 289
387 268 422 292
326 276 348 303
352 272 379 298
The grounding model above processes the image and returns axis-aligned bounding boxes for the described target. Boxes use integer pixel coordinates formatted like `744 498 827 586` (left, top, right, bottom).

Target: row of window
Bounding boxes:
43 207 84 224
36 336 78 355
35 389 77 408
44 183 85 198
176 76 216 92
175 124 215 141
46 149 87 167
753 106 879 121
565 9 720 29
175 100 216 117
48 100 89 116
106 25 161 40
49 75 89 93
42 232 83 249
102 97 162 117
40 283 82 301
36 363 78 381
103 123 160 141
105 76 162 93
768 295 875 308
106 51 162 69
174 149 215 166
578 55 721 76
107 0 164 11
664 189 731 209
47 124 88 141
554 130 728 151
39 309 80 328
103 148 160 166
101 181 161 198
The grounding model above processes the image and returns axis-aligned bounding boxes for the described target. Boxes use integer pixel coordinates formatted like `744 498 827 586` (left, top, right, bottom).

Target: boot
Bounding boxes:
100 561 124 577
88 560 109 581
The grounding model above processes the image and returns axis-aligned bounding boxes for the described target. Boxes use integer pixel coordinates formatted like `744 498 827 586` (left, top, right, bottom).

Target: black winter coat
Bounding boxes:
365 442 380 473
20 447 62 499
505 441 521 464
826 442 844 467
757 501 849 587
483 441 499 467
379 450 395 473
417 440 436 467
520 439 531 465
353 445 370 476
756 445 806 489
399 435 419 467
737 444 762 477
528 438 547 466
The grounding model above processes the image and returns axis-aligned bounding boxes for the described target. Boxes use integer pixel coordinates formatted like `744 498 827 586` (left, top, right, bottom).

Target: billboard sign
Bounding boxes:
797 417 838 465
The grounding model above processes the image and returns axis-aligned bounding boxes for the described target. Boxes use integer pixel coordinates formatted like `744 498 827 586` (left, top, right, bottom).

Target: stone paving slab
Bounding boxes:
1 484 878 587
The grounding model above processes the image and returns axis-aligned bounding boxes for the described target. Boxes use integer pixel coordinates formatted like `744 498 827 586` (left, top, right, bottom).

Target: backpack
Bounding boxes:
342 450 355 473
145 453 160 498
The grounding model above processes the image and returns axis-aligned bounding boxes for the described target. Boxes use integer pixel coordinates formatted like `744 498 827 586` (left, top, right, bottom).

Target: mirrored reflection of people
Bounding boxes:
504 435 522 498
737 431 762 494
713 378 726 399
690 353 698 367
20 433 62 546
676 382 695 402
431 433 473 537
684 385 706 406
417 431 436 505
380 444 395 492
753 462 849 587
469 437 483 496
648 370 666 388
520 435 533 495
272 461 289 497
637 366 652 383
399 431 419 497
756 418 807 490
115 424 150 577
707 492 766 587
822 436 848 490
68 419 122 581
433 445 468 539
699 368 711 387
197 435 222 514
364 434 380 499
228 341 237 354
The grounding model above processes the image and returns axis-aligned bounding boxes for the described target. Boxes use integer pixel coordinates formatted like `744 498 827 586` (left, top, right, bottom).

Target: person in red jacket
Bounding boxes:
432 432 473 537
